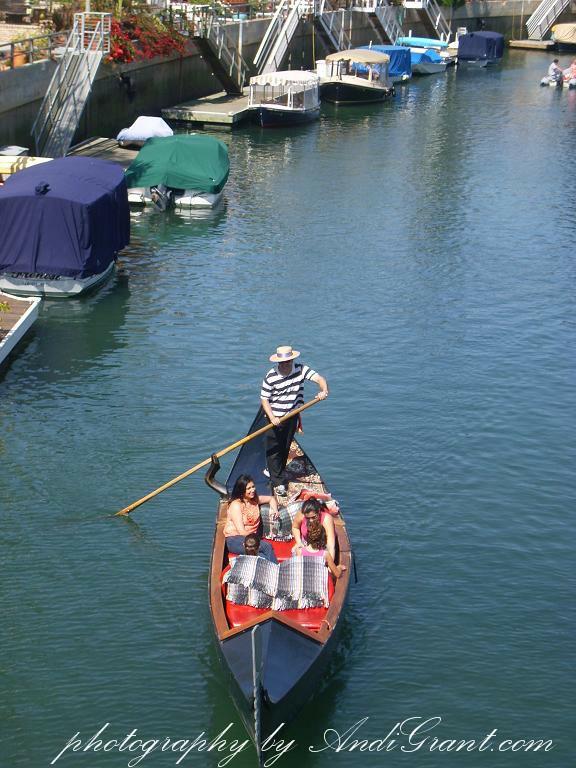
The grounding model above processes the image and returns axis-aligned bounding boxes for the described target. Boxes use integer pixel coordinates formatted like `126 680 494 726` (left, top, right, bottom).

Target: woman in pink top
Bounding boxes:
298 517 345 579
224 474 278 563
292 497 336 560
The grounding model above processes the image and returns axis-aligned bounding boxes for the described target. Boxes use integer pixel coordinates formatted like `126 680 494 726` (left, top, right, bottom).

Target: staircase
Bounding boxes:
374 2 404 44
31 13 111 158
314 0 353 51
526 0 571 39
403 0 451 41
254 0 307 74
195 11 251 94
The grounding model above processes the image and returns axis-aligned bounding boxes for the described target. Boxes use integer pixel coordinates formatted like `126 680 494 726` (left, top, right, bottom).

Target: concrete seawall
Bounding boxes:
1 2 574 149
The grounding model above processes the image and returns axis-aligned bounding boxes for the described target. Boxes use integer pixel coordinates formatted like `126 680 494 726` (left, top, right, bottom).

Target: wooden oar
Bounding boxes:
114 397 322 516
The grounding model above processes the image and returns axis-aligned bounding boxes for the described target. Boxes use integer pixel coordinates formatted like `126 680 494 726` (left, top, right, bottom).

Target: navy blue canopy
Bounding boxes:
0 157 130 279
360 45 412 78
458 31 504 62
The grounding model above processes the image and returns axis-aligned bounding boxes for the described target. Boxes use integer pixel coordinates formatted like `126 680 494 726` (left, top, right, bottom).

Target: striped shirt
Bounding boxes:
260 363 317 417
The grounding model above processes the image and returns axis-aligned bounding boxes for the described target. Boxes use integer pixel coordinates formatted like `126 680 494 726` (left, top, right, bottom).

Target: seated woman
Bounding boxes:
292 497 336 560
224 474 278 563
298 517 346 579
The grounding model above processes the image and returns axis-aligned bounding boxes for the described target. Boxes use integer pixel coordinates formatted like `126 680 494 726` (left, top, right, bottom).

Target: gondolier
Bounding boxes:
260 346 328 496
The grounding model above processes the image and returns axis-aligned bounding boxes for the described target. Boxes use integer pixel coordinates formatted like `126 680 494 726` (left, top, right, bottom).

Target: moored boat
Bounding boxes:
396 36 457 68
318 49 395 104
124 135 229 210
248 71 320 127
116 116 173 148
551 23 576 52
410 49 448 75
0 157 130 298
208 408 352 750
360 45 412 83
457 31 504 68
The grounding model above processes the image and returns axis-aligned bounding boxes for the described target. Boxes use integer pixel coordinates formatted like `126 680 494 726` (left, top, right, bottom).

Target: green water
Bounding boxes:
1 51 574 768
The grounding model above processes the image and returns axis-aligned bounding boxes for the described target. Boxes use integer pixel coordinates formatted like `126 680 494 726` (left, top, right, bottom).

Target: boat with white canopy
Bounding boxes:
317 49 395 104
248 71 320 127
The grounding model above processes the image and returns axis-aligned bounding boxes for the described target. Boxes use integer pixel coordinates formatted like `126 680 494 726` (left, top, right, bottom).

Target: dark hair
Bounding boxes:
302 498 323 518
230 474 257 502
244 533 261 554
306 518 326 550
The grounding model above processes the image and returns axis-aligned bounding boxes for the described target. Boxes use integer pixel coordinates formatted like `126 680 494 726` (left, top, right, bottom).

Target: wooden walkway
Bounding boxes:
67 137 138 168
509 40 556 51
162 91 251 128
0 292 40 366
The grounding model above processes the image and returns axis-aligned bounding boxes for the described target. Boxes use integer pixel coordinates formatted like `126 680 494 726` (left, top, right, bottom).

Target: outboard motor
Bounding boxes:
150 184 173 212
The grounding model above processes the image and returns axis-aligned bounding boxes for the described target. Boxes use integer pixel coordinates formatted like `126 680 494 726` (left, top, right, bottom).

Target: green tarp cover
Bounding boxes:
125 135 229 193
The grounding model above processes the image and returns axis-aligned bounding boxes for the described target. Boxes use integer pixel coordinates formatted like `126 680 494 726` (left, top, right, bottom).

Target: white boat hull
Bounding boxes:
0 292 40 365
412 62 447 75
0 261 115 298
128 187 223 209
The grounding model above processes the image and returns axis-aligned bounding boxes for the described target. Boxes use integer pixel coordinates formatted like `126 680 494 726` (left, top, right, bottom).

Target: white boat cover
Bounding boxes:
552 23 576 44
326 49 390 64
116 116 173 143
249 70 319 87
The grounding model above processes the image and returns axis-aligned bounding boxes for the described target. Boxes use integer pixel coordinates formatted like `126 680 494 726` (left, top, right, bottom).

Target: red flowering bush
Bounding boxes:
108 15 186 64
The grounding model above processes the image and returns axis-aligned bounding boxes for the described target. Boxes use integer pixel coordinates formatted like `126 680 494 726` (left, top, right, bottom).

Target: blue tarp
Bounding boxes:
396 36 449 49
360 45 412 79
457 31 504 61
0 157 130 279
411 49 443 65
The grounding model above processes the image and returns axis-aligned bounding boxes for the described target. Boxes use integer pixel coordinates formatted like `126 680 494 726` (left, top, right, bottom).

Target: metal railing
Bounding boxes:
526 0 571 39
402 0 450 41
374 2 404 44
253 0 290 70
0 31 70 70
31 13 110 158
197 10 251 90
258 0 307 74
315 0 353 50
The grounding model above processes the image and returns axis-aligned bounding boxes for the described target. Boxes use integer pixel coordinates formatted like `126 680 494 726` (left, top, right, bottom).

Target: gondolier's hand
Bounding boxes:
270 415 281 426
316 390 328 400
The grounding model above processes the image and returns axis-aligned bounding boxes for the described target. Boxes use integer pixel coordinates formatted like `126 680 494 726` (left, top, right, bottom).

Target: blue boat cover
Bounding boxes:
396 36 449 49
0 157 130 279
360 45 411 78
411 49 443 65
458 31 504 61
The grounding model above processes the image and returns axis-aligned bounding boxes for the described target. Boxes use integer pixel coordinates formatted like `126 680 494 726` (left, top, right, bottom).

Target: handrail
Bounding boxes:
260 0 306 74
31 13 110 157
0 30 70 70
526 0 571 39
253 0 289 68
316 0 353 50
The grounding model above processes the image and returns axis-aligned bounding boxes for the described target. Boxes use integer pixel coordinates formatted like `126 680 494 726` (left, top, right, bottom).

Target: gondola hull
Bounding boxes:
214 591 349 743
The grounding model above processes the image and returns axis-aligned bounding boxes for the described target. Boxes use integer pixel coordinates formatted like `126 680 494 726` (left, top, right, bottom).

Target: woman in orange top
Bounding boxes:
224 474 278 563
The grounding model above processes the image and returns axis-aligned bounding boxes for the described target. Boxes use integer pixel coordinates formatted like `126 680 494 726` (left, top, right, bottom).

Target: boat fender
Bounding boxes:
150 185 172 212
391 87 396 97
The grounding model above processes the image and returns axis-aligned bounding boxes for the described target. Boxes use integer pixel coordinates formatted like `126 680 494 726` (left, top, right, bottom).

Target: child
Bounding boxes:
298 518 346 579
244 532 263 557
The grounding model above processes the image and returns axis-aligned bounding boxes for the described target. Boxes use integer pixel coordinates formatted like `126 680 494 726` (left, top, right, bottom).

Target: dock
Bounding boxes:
509 40 556 51
162 91 251 129
67 137 138 168
0 292 41 368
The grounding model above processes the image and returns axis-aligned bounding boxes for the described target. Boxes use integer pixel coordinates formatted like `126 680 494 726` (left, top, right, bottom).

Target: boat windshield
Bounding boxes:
249 80 319 110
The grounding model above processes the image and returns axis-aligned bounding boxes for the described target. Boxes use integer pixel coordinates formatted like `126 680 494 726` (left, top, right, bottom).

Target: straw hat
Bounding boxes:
270 345 300 363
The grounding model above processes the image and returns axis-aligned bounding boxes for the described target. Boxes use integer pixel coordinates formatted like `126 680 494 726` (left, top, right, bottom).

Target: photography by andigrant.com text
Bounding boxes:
49 716 556 767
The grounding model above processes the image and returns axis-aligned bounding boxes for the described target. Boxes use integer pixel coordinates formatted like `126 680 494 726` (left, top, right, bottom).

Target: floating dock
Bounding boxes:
67 137 138 168
0 292 41 368
509 40 556 51
162 91 251 129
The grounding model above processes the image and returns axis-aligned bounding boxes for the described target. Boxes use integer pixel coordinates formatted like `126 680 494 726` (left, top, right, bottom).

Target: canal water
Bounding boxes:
1 51 574 768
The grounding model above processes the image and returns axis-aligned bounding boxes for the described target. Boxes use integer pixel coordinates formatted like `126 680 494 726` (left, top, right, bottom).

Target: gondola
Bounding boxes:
207 408 352 756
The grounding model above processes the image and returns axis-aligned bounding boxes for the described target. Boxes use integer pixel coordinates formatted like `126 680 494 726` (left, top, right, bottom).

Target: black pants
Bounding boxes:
266 414 298 489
